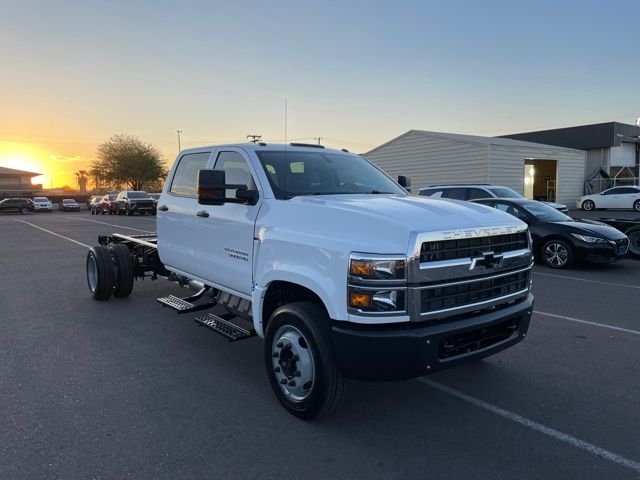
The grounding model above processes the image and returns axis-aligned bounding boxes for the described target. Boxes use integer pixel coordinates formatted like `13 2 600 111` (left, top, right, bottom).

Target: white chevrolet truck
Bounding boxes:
86 142 534 419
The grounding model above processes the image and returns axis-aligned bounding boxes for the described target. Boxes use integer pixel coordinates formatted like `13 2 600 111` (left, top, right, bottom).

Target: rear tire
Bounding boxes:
108 244 134 298
627 228 640 259
542 239 574 269
86 246 114 300
582 200 595 211
264 302 345 420
633 200 640 212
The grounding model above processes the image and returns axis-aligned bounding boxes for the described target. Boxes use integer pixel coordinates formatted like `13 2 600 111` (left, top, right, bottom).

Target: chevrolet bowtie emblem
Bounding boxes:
470 251 503 270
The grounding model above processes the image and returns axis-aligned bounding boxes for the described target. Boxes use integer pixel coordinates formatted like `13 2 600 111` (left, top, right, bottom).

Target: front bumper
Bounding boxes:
332 294 533 381
574 240 628 263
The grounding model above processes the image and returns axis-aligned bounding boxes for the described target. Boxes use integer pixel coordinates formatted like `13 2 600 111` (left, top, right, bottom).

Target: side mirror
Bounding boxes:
197 170 259 206
398 175 411 192
198 169 227 205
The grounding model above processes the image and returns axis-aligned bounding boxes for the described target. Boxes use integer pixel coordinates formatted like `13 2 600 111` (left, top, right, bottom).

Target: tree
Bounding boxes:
97 134 166 191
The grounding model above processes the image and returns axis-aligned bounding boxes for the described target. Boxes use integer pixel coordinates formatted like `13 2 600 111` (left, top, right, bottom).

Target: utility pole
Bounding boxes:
247 134 262 143
313 136 323 145
176 129 183 152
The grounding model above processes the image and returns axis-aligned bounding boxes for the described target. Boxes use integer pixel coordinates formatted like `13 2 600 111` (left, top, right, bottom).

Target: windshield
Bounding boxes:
522 201 572 222
255 150 406 199
63 199 76 204
127 192 150 199
34 197 48 202
486 187 523 199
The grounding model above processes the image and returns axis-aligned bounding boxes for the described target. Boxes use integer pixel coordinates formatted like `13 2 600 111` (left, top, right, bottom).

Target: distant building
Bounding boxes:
502 122 640 193
365 130 586 205
0 166 42 198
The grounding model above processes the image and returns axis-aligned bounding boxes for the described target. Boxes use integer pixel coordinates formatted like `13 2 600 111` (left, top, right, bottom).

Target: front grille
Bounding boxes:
421 232 528 263
421 269 529 313
439 317 519 359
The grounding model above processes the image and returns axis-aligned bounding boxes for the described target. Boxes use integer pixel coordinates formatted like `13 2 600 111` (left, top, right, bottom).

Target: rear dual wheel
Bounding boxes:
86 244 134 300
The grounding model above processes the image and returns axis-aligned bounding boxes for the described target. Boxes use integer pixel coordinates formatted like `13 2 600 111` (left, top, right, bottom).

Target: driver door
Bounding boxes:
192 149 262 296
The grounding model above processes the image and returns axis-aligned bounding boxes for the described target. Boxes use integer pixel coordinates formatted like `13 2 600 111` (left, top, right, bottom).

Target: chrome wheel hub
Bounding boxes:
544 243 568 266
271 325 315 401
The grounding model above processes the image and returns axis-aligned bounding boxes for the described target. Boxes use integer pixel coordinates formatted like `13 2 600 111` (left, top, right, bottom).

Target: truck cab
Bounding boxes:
90 142 534 419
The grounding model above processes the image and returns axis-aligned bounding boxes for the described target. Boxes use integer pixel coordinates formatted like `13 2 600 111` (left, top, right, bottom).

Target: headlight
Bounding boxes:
571 233 608 244
348 254 407 314
348 288 405 312
349 255 406 280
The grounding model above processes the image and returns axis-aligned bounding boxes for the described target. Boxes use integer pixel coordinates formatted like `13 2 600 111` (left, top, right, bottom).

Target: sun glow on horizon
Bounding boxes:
0 142 91 189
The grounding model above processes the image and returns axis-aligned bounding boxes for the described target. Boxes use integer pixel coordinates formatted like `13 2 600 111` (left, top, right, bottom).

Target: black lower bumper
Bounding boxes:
332 294 534 381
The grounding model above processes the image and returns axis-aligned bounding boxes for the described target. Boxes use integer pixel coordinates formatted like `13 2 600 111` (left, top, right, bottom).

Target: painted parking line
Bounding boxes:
418 378 640 473
535 310 640 336
65 216 154 233
14 219 90 248
533 271 640 290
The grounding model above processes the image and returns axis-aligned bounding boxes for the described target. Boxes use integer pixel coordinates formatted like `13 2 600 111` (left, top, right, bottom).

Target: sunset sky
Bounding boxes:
1 0 639 188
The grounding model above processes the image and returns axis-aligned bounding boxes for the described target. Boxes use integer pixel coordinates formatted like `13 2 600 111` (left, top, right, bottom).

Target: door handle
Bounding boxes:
196 210 210 218
158 205 169 211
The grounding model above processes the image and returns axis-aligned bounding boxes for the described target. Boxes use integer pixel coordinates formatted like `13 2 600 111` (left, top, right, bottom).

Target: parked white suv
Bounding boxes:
33 196 53 212
419 184 568 213
577 186 640 212
86 143 534 419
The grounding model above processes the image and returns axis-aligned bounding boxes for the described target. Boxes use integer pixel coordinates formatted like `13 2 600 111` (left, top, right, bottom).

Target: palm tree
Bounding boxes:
75 170 89 193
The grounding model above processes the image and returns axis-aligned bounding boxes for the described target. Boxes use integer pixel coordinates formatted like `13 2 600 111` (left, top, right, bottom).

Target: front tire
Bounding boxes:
633 200 640 212
582 200 595 211
627 228 640 259
20 207 29 215
86 246 114 300
264 302 345 420
542 239 574 269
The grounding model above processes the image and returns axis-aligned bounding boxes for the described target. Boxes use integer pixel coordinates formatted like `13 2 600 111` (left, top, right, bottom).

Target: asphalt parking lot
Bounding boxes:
1 209 639 480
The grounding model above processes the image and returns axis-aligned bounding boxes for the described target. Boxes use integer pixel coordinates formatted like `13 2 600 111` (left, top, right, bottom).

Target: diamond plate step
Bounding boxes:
157 295 215 314
194 313 256 342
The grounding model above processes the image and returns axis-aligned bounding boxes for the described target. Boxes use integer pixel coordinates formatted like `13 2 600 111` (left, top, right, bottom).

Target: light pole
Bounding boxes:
176 129 183 152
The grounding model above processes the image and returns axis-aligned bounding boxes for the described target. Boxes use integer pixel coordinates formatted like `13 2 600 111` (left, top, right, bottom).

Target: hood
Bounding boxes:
260 194 526 254
552 220 626 240
543 201 567 210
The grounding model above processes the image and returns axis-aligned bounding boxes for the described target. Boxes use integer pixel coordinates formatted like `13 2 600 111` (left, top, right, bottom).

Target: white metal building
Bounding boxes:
365 130 586 205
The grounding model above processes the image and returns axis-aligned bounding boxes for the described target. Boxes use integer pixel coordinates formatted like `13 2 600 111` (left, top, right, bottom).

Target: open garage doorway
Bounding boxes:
524 159 558 202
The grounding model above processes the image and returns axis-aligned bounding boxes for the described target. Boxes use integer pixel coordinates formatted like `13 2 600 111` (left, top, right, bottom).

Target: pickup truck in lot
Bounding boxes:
86 142 534 419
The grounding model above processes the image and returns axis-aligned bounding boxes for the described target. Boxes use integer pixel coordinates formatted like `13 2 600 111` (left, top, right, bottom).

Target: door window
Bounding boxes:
441 188 468 200
214 151 256 198
493 202 529 221
467 188 490 200
170 152 211 197
602 188 623 195
419 188 443 197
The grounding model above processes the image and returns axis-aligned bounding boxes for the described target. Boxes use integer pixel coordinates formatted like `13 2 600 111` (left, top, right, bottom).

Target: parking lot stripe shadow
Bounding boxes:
533 271 640 290
535 310 640 336
418 378 640 474
65 216 154 233
14 219 90 248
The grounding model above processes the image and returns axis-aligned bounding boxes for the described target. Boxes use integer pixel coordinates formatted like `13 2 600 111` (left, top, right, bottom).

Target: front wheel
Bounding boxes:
264 302 345 420
582 200 595 211
542 239 574 269
20 207 29 215
633 200 640 212
627 228 640 259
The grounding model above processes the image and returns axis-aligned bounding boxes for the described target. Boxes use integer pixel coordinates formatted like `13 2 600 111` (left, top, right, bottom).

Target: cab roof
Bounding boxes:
179 142 351 155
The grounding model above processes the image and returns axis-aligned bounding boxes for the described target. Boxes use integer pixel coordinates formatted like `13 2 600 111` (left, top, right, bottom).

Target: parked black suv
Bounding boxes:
116 191 155 216
0 198 33 214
